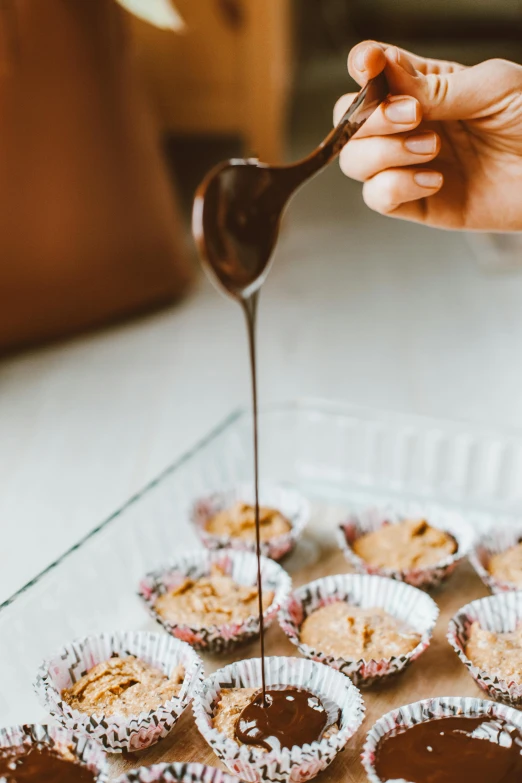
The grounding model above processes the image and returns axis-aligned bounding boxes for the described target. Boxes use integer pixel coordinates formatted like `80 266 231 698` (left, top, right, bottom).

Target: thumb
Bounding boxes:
385 47 521 121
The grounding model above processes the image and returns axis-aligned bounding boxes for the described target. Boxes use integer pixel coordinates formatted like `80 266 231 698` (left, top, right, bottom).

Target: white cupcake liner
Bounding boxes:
361 695 522 783
470 525 522 593
114 762 242 783
191 483 309 562
278 573 438 687
447 591 522 706
34 630 204 753
193 655 365 783
0 723 108 782
139 549 291 653
337 500 474 589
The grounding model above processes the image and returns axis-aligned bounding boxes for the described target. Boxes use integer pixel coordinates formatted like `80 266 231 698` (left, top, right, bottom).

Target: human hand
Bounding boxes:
335 41 522 230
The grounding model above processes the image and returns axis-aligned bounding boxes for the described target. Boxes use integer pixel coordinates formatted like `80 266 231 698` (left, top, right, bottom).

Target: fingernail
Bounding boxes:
405 132 437 155
414 171 443 189
396 49 417 76
354 48 367 72
385 97 417 124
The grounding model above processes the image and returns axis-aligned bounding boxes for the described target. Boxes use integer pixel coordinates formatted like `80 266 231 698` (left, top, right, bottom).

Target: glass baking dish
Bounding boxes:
2 398 522 726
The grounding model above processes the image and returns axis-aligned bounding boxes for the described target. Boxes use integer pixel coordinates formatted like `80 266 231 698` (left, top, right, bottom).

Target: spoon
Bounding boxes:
192 72 388 299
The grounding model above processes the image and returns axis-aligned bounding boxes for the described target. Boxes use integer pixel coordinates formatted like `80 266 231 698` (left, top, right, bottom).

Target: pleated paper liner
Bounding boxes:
470 525 522 593
0 723 108 782
114 761 241 783
279 573 438 687
190 483 309 561
447 591 522 706
361 695 522 783
34 631 203 753
337 500 474 589
139 549 291 653
192 655 365 783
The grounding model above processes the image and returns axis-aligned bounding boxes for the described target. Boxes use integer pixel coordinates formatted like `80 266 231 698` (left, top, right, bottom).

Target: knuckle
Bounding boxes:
425 73 450 106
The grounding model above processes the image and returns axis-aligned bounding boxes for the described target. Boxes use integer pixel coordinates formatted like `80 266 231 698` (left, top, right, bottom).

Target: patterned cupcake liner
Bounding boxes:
34 630 204 753
470 525 522 593
139 549 292 653
361 695 522 783
0 723 108 782
337 500 474 589
278 573 438 687
193 655 365 783
190 483 309 562
447 591 522 706
114 761 241 783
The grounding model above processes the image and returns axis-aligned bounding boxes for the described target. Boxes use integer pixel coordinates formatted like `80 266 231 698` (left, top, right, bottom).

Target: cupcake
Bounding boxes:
338 501 474 588
193 655 365 783
0 723 108 782
279 573 438 686
470 525 522 593
191 483 309 561
362 696 522 783
35 631 203 752
114 762 241 783
139 549 291 653
447 591 522 706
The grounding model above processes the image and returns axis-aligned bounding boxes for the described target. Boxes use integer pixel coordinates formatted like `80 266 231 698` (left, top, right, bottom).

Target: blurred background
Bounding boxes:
3 0 522 601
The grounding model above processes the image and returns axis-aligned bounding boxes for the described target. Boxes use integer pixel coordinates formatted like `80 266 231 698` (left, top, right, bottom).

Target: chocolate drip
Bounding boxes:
0 746 96 782
235 688 328 751
375 716 522 783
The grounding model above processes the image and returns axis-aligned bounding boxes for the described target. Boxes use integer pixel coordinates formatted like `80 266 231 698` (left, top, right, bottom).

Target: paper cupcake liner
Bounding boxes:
278 573 438 687
191 483 309 562
470 525 522 593
114 761 241 783
139 549 291 653
34 630 204 753
337 500 474 589
193 655 365 783
361 695 522 783
447 591 522 706
0 723 108 782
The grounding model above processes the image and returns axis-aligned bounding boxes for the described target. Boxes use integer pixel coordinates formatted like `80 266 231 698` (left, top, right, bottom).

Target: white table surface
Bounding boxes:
2 161 522 605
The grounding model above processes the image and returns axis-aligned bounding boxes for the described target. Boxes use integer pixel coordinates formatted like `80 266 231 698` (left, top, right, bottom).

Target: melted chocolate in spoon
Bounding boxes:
0 746 96 783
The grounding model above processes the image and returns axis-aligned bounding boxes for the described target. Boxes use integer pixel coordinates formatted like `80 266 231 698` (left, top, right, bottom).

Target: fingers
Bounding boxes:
348 40 465 87
362 168 443 216
334 93 421 138
340 131 440 182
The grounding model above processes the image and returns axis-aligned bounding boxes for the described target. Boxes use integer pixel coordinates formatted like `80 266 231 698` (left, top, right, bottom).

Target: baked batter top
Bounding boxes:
62 656 185 717
300 601 420 660
205 502 291 541
353 518 457 570
466 621 522 683
488 542 522 587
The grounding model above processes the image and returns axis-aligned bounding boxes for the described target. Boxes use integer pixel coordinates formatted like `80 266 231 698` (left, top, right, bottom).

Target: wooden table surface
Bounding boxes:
110 544 490 782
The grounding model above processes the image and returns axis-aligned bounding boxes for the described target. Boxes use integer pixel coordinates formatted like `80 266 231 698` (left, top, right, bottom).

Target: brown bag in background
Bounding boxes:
0 0 193 352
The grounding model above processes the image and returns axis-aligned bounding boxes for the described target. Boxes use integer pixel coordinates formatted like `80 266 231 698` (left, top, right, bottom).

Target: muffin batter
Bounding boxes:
353 518 457 570
155 564 274 627
206 502 291 541
466 621 522 683
300 602 420 660
62 656 185 717
488 542 522 587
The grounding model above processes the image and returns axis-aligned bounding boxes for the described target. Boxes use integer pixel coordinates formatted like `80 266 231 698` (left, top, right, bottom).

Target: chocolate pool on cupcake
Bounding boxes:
191 483 309 561
362 696 522 783
338 501 473 588
35 631 203 752
279 573 438 686
193 655 364 783
139 549 291 653
470 524 522 593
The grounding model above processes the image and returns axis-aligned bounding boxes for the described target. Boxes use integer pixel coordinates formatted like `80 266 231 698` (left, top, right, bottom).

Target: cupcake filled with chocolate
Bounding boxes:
362 696 522 783
470 525 522 593
279 573 438 686
191 483 309 561
193 655 364 783
0 723 107 783
35 631 203 752
448 591 522 706
114 762 241 783
139 550 291 652
338 501 473 588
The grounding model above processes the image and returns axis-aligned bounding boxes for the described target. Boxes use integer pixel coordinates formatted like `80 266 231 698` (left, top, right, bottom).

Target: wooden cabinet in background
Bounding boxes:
129 0 292 163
